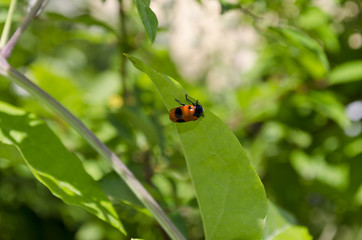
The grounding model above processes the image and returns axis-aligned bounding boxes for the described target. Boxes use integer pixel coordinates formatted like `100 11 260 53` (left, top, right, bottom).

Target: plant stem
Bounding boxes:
0 0 18 48
0 58 185 240
119 0 129 99
0 0 45 59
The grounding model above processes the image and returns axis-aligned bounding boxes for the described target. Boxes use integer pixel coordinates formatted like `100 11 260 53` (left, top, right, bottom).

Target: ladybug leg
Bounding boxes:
185 94 195 105
175 99 185 106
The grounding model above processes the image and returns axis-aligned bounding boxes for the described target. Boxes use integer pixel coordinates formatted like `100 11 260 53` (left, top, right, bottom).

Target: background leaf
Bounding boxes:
270 27 329 79
126 54 267 240
135 0 158 43
265 201 312 240
0 101 125 235
328 60 362 85
98 172 148 213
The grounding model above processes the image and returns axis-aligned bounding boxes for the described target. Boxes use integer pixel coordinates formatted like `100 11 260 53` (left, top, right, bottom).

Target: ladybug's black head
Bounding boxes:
194 100 204 118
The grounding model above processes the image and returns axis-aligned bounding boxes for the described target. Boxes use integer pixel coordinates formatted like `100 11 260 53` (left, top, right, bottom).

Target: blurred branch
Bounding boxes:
0 0 45 59
119 0 129 99
220 0 261 22
238 5 262 22
0 0 18 48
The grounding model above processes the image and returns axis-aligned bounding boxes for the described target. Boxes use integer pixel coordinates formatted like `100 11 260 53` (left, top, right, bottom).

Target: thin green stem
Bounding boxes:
0 0 18 48
119 0 128 99
1 0 45 59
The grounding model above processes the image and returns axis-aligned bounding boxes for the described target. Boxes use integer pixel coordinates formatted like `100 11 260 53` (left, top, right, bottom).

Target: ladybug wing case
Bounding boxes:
169 105 198 122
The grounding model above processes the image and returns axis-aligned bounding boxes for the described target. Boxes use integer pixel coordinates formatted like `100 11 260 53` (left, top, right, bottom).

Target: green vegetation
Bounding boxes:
0 0 361 239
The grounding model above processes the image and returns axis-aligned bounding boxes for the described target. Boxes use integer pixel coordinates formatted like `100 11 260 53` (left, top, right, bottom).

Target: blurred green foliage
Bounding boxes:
0 0 361 239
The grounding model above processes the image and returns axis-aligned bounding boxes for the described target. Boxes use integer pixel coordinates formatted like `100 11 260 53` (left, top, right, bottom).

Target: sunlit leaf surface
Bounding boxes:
126 54 267 240
0 101 125 235
329 60 362 85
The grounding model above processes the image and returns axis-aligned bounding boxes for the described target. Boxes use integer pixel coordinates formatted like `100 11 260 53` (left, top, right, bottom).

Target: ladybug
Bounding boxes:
169 94 204 123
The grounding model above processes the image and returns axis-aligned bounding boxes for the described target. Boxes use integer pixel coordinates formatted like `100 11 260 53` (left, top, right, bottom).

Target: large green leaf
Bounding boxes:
136 0 158 43
264 201 312 240
0 101 125 234
125 54 267 240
